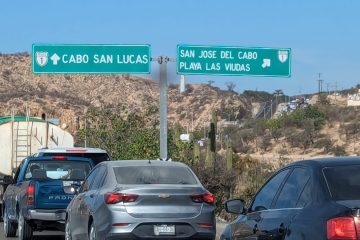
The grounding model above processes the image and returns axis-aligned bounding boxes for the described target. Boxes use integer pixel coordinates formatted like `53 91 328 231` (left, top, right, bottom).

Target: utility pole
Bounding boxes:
317 73 324 94
326 83 330 95
334 81 338 103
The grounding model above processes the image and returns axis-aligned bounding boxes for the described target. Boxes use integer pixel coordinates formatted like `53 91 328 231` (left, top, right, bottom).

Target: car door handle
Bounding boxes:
278 223 286 235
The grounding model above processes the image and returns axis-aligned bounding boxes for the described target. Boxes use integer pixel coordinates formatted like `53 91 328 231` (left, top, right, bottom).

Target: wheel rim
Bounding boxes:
90 224 95 240
18 213 24 239
3 208 8 233
65 220 71 240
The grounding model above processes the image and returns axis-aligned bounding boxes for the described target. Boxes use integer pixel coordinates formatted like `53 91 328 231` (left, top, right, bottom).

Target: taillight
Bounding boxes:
327 217 358 239
112 223 130 227
105 193 138 204
191 193 215 205
198 223 214 228
27 184 35 206
66 149 87 153
52 156 67 160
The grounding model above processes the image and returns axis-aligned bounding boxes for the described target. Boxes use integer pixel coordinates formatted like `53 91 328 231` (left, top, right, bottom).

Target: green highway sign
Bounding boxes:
177 45 291 77
32 44 151 74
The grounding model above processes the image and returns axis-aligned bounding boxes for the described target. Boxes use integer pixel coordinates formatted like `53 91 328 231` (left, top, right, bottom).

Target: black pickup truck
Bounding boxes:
2 156 93 240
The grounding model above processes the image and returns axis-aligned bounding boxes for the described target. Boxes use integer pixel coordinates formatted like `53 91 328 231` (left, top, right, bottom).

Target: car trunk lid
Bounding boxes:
111 185 208 218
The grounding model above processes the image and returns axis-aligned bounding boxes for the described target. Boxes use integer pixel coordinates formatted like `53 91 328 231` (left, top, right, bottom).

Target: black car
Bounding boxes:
221 157 360 240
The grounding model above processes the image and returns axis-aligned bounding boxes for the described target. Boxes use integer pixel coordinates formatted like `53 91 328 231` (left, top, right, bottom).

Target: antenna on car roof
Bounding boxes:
148 159 151 164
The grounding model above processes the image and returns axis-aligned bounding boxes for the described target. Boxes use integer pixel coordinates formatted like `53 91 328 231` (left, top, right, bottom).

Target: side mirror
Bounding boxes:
0 176 14 185
225 199 245 214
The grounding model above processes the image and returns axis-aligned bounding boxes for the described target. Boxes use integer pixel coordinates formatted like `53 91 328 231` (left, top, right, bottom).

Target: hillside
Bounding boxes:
3 53 360 164
0 53 251 134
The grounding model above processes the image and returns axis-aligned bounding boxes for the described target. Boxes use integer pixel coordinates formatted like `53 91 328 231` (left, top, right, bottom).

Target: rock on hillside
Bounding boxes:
0 53 251 134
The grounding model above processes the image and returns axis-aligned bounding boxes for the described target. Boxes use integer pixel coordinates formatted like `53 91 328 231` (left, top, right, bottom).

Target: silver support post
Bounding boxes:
158 56 169 160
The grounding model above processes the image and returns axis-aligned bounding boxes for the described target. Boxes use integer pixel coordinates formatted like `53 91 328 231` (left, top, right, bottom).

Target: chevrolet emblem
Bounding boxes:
159 194 170 199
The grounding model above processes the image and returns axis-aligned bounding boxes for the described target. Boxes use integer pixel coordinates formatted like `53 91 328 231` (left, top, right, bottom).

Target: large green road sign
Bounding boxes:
177 45 291 77
32 44 151 74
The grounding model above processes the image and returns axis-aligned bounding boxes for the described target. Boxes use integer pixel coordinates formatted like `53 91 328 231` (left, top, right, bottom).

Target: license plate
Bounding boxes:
154 225 175 235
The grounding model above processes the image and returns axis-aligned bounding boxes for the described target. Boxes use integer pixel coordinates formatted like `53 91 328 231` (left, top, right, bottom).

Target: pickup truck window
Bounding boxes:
24 161 91 181
14 161 23 182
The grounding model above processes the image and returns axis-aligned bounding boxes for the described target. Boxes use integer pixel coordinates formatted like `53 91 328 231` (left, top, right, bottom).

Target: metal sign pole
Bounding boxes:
158 56 169 160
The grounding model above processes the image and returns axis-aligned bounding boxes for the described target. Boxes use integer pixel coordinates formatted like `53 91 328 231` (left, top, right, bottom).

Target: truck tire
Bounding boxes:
18 211 33 240
0 184 3 222
3 206 17 237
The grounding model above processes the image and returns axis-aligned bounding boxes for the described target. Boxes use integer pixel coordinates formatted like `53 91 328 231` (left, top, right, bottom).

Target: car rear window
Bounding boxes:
323 165 360 200
113 166 198 185
42 152 109 165
24 161 91 181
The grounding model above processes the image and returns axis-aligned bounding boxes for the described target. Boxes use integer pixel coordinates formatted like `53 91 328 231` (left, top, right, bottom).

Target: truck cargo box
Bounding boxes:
0 116 74 176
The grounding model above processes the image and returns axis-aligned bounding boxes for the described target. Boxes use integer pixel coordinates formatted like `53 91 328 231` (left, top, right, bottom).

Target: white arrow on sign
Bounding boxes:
50 53 60 65
262 59 271 68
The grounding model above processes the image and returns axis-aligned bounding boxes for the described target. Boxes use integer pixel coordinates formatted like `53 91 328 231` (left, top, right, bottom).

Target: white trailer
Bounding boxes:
0 115 74 219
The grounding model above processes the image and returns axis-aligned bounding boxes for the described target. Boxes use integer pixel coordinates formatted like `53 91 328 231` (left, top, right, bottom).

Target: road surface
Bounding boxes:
1 220 228 239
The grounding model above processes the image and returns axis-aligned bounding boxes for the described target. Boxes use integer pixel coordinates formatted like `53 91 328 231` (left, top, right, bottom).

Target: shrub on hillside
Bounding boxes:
238 160 275 204
192 159 237 214
260 134 272 152
331 145 347 156
313 138 333 153
286 130 312 151
318 93 330 105
275 105 326 130
343 121 360 138
238 129 256 145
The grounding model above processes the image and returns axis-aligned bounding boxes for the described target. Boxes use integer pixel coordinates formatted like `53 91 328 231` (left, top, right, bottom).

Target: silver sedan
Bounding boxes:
65 160 216 240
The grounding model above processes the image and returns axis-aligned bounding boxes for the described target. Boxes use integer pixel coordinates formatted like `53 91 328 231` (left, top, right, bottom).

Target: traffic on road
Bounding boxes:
220 157 360 240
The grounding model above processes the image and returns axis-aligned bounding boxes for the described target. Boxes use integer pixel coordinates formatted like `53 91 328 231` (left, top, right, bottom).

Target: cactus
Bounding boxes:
205 110 218 167
205 141 212 167
209 110 217 162
212 110 218 136
226 137 233 170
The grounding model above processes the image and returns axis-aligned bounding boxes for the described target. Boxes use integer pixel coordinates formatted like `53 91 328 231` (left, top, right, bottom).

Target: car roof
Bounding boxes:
26 156 93 163
37 147 108 154
288 156 360 169
100 160 189 168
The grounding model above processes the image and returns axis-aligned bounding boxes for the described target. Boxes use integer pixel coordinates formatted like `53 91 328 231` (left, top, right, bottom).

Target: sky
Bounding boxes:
1 0 359 96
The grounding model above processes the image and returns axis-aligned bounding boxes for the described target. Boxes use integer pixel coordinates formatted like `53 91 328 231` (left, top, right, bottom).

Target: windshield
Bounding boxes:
113 165 198 185
24 160 91 181
42 152 109 165
323 165 360 200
